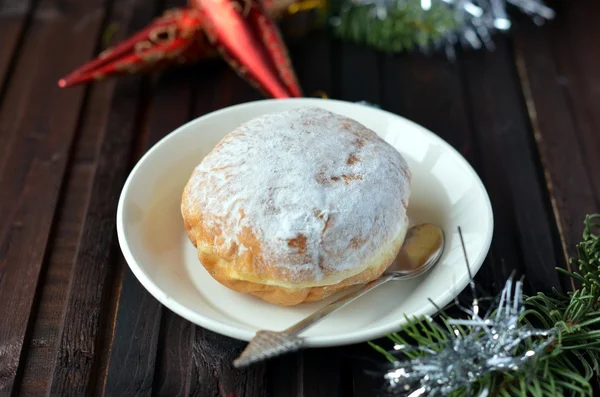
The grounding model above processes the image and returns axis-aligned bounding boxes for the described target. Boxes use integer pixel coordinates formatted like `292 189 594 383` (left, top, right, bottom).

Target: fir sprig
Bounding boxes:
372 214 600 396
328 0 554 55
331 0 457 53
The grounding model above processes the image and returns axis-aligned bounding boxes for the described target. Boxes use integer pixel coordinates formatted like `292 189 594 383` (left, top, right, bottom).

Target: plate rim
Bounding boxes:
116 97 494 347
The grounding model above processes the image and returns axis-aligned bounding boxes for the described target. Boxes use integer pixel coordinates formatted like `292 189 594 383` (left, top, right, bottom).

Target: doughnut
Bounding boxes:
181 107 411 306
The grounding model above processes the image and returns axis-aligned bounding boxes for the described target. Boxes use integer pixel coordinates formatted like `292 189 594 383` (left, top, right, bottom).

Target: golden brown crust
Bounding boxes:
183 219 407 306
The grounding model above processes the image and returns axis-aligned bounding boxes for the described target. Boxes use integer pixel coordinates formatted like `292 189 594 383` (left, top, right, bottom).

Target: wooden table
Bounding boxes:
1 0 598 395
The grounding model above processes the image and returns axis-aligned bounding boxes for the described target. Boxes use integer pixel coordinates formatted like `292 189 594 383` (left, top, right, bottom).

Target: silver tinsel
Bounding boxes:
443 0 555 57
381 231 556 396
339 0 555 57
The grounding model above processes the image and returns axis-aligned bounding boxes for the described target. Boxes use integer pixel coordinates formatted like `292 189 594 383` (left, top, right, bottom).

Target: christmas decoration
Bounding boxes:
371 214 600 396
59 8 211 88
332 0 555 56
59 0 308 97
190 0 302 97
58 0 554 93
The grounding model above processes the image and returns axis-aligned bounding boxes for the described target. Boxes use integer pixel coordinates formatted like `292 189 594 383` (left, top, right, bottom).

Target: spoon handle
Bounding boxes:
284 273 396 336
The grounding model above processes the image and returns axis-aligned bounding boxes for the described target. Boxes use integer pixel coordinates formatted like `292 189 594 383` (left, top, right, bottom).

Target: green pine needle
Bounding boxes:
371 214 600 396
330 0 458 52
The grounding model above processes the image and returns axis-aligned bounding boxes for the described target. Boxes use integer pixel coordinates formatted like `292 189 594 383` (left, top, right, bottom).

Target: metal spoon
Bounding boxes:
233 223 445 368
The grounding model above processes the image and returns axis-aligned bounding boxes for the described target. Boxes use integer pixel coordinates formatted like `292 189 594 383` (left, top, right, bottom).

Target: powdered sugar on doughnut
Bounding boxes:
184 107 411 284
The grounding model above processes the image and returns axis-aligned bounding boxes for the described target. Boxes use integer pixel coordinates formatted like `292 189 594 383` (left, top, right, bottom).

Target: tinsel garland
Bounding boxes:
331 0 555 56
372 214 600 396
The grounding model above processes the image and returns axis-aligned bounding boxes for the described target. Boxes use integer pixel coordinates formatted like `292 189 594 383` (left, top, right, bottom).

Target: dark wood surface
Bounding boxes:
0 0 598 396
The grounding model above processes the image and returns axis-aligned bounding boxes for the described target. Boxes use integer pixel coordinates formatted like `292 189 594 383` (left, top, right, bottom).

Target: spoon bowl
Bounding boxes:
387 223 445 279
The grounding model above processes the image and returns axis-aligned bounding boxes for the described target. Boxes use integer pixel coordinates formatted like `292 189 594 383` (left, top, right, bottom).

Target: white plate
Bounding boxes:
116 98 493 347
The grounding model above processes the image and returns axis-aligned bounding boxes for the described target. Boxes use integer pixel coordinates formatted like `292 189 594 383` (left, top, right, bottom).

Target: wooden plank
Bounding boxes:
214 66 264 108
266 354 303 397
381 53 474 151
49 0 161 393
92 258 126 397
152 310 194 397
89 11 159 397
347 342 384 397
559 1 600 206
380 51 527 298
190 328 267 397
104 270 162 397
339 43 380 103
302 348 344 397
87 11 166 395
289 30 332 97
514 10 599 261
105 65 196 396
16 163 94 394
49 76 147 396
0 0 31 95
16 33 121 393
458 39 564 293
191 61 223 117
0 0 106 394
147 63 217 397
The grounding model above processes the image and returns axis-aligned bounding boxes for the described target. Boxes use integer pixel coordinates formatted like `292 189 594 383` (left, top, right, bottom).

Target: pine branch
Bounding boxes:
372 214 600 396
331 0 457 53
328 0 555 54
